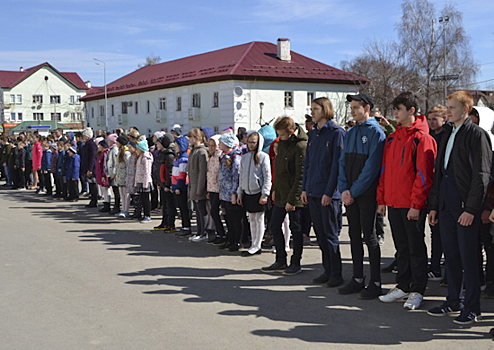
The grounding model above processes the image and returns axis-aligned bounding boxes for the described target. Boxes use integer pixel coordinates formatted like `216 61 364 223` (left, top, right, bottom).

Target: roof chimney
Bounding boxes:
20 67 24 72
277 38 291 61
85 80 91 88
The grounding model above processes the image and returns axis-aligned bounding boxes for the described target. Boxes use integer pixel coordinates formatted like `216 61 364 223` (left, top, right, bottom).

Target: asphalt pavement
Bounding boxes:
0 185 493 349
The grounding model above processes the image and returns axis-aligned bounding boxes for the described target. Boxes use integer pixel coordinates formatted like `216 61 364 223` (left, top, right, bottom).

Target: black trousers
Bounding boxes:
223 200 244 245
271 204 304 266
43 172 52 195
162 190 176 227
16 168 26 189
209 192 225 237
193 199 208 236
480 223 494 284
67 179 79 200
111 185 120 209
387 207 428 294
139 191 151 217
176 190 190 228
345 195 381 283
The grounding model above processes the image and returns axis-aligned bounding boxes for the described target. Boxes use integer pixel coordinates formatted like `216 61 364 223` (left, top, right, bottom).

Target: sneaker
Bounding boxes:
153 224 167 231
338 278 365 295
359 283 383 300
228 243 240 251
192 235 208 242
139 216 152 223
482 282 494 299
261 262 287 273
212 236 226 245
403 292 423 310
326 274 344 288
188 235 198 241
427 303 462 317
218 241 231 250
453 310 481 325
207 235 217 244
312 273 330 284
379 287 409 303
118 212 129 218
428 269 442 281
283 265 302 276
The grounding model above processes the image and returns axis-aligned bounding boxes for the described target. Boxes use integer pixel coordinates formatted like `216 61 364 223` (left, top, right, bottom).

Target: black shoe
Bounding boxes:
241 250 261 257
427 303 462 317
338 277 365 295
326 274 344 288
99 203 110 212
218 241 230 250
453 310 481 325
109 207 120 215
312 273 330 284
261 262 287 273
207 235 217 244
153 224 167 231
283 264 302 276
228 243 240 252
359 283 383 300
213 237 226 245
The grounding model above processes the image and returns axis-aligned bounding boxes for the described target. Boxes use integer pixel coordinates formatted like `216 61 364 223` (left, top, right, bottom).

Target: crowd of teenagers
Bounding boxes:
2 91 494 329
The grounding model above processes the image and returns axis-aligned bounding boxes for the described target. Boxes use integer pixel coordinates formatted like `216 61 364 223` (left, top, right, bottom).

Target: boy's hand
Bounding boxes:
407 208 420 221
321 195 332 206
285 203 295 211
301 191 308 204
377 205 386 216
458 211 474 226
342 190 354 206
481 210 491 224
429 210 438 226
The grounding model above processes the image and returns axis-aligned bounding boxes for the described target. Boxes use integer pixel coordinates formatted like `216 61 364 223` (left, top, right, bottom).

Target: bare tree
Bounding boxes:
138 53 162 68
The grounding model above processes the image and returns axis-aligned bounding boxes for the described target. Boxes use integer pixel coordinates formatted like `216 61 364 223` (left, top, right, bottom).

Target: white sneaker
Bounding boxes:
188 235 198 241
403 292 423 310
192 235 208 242
379 287 409 303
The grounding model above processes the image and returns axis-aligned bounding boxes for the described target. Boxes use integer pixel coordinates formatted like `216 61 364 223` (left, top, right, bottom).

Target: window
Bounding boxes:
18 113 23 121
33 95 43 104
159 97 167 110
11 113 16 121
77 113 82 121
99 105 105 117
76 95 81 104
146 100 150 114
91 107 94 119
70 95 75 104
284 91 293 108
50 95 61 104
70 113 76 121
213 92 219 108
34 113 44 121
51 113 61 121
10 95 15 104
176 97 182 111
192 93 201 108
135 101 138 114
121 102 128 114
17 95 22 104
111 104 114 117
307 92 315 106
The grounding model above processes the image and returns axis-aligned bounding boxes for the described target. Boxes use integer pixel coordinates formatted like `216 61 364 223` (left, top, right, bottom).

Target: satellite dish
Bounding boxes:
236 101 242 110
234 86 243 97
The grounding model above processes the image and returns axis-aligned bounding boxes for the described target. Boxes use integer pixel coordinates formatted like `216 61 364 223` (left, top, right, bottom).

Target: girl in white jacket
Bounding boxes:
237 131 272 256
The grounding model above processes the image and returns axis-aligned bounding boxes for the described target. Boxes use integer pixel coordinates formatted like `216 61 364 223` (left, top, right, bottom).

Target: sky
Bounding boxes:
1 0 493 89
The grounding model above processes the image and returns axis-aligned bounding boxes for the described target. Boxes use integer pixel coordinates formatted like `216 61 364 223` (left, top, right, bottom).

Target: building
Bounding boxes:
81 39 367 135
0 62 88 133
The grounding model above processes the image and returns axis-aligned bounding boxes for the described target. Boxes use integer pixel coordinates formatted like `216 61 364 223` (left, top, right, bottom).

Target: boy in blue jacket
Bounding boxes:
338 93 386 299
66 146 80 202
41 141 53 196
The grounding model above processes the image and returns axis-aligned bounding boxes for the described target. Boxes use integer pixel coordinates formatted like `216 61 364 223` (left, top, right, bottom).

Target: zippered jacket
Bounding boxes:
338 117 386 199
302 120 345 199
377 115 437 209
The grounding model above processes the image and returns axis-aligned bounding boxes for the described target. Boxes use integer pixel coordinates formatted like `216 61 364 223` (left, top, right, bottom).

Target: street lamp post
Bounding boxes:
93 58 108 131
258 102 264 127
439 16 449 104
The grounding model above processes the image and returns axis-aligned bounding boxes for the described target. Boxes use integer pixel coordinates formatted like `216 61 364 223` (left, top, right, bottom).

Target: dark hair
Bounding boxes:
469 107 479 119
392 92 418 112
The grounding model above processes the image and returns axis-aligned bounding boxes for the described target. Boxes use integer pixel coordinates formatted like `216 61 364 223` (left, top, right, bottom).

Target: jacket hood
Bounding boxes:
268 137 279 159
201 127 215 141
258 125 277 154
159 133 174 149
209 134 221 146
245 130 265 156
395 114 429 136
175 136 189 156
289 124 308 142
476 106 494 151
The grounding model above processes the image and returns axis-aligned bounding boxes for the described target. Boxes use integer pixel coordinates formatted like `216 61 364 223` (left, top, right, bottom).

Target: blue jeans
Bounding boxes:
309 197 342 276
3 165 12 185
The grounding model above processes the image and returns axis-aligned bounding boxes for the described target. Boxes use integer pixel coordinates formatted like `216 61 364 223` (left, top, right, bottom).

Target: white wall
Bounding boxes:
1 66 86 124
85 79 359 135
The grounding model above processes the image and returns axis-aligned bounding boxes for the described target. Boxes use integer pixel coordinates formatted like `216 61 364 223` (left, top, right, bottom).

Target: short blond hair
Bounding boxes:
427 104 447 117
448 91 474 113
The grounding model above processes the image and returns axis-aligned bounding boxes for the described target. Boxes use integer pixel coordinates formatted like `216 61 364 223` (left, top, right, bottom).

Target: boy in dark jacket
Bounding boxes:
338 93 386 299
428 91 492 325
66 146 80 202
302 97 345 287
261 116 307 275
377 92 437 309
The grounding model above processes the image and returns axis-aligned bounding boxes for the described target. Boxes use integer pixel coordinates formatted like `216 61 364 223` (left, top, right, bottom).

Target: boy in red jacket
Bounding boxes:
376 92 437 310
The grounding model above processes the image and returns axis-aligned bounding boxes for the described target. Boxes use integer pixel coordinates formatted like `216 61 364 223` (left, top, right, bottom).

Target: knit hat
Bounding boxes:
98 139 108 148
68 146 77 154
49 142 57 149
219 133 238 149
82 127 93 139
154 131 165 140
128 141 136 148
138 135 146 142
137 140 149 152
158 134 174 149
171 124 182 136
107 133 118 144
116 134 129 146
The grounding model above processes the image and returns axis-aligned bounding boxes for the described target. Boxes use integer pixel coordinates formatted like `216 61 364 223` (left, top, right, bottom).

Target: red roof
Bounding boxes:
0 62 88 90
82 41 368 101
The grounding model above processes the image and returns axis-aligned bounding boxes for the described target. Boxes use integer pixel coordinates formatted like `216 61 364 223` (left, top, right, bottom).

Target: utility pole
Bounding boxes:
439 16 450 105
94 58 108 131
